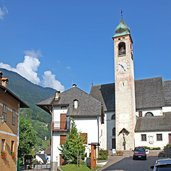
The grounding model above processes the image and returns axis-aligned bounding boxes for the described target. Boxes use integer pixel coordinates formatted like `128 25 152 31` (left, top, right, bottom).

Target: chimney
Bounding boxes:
1 77 8 87
72 84 77 87
55 91 60 101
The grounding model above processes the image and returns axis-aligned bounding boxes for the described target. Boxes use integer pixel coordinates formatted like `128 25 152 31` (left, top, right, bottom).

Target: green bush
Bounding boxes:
143 146 160 150
98 149 108 160
150 147 161 150
164 144 171 149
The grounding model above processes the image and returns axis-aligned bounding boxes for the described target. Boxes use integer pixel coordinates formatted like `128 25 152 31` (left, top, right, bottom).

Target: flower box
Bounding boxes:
1 151 7 159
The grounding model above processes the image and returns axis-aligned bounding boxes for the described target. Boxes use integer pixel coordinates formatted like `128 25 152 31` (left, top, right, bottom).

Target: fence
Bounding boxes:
25 164 50 170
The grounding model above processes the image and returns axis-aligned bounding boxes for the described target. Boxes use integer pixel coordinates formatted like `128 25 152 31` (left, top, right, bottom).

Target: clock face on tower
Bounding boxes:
116 61 129 73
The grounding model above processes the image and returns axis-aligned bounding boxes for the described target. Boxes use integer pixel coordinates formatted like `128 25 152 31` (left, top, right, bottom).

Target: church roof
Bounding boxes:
163 80 171 106
90 77 170 112
135 77 165 110
90 83 115 112
37 86 102 117
135 112 171 132
113 19 130 38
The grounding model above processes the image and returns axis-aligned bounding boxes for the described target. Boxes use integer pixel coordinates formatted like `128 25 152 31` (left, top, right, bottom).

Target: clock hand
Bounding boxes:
119 64 126 71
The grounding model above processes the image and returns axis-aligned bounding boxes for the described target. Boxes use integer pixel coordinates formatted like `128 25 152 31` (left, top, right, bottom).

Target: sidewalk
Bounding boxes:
97 155 125 171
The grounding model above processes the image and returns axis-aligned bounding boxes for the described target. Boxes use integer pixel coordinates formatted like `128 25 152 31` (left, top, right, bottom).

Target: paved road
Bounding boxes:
99 155 159 171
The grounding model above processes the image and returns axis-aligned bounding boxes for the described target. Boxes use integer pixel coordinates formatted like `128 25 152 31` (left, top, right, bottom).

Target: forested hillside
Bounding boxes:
1 68 56 150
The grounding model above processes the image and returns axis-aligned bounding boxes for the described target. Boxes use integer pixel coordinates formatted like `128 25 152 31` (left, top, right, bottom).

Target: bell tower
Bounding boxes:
113 19 136 150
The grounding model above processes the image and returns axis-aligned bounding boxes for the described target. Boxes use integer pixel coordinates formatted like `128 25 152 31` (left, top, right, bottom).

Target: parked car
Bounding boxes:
151 158 171 170
133 147 147 160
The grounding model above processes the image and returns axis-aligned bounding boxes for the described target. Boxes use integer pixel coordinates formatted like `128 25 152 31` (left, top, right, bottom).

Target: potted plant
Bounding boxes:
1 151 7 159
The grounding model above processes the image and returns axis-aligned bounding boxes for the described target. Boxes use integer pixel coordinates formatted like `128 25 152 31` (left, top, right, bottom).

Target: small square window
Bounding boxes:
157 134 162 141
141 134 147 141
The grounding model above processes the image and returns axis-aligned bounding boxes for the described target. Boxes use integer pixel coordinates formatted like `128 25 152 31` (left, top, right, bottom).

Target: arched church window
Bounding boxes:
111 114 115 120
145 112 154 117
118 42 126 56
112 127 115 136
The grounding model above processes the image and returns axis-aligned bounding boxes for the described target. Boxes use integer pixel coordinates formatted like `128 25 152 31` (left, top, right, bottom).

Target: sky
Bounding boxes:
0 0 171 93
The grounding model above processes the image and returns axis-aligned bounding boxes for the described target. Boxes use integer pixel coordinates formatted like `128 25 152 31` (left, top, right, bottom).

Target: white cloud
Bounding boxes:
0 6 8 20
0 50 65 91
0 63 14 71
0 50 41 84
16 55 41 84
42 71 64 92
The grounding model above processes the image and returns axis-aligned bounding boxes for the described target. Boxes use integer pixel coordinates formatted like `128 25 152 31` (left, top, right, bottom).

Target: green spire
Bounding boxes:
113 19 130 38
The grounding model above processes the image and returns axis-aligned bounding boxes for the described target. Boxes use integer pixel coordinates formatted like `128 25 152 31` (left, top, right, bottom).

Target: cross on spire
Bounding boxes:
121 10 123 19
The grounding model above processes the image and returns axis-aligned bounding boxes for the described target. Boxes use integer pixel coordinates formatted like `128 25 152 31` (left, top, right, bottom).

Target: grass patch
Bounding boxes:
61 164 92 171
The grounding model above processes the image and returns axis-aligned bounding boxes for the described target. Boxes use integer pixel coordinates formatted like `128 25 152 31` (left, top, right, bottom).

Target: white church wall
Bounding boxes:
135 131 171 150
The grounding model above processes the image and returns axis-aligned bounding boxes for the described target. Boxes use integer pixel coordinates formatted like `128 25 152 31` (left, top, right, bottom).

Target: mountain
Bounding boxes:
0 68 56 146
1 68 56 121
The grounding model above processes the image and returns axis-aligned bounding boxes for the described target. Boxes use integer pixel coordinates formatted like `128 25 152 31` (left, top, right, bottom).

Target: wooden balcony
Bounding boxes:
51 121 70 132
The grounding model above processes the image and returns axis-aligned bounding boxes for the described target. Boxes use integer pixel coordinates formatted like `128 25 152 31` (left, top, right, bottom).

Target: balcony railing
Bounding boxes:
52 121 70 132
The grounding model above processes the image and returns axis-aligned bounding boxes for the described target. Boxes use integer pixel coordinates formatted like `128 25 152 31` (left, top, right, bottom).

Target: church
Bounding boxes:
90 18 171 151
37 18 171 166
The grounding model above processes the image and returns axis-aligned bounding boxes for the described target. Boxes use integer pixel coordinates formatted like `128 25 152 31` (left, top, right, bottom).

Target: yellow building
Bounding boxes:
0 71 28 171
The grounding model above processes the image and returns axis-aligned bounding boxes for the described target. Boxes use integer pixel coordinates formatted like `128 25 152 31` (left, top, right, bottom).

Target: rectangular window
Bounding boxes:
12 111 16 125
1 139 6 151
11 141 15 152
141 134 147 141
157 134 163 141
3 104 7 122
60 135 66 145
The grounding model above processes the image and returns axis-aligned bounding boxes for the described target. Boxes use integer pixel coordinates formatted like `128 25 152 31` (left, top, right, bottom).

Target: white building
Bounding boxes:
37 85 104 167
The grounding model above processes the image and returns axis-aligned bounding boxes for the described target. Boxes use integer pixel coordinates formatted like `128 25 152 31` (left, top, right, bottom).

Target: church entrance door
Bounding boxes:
112 138 116 149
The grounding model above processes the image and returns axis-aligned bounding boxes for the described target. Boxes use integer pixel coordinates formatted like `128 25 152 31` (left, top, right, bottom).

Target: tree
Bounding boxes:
59 119 85 164
18 115 37 158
